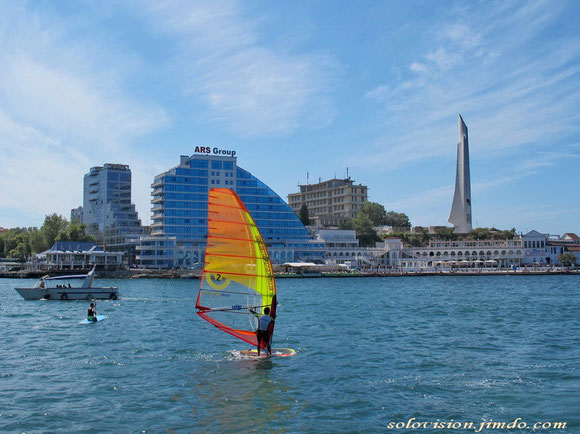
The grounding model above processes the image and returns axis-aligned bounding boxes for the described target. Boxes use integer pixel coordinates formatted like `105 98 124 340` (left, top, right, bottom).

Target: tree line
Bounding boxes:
298 201 527 249
0 214 95 261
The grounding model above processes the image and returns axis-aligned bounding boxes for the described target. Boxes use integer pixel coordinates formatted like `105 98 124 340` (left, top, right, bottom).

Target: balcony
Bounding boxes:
151 179 164 188
136 254 174 261
151 197 164 204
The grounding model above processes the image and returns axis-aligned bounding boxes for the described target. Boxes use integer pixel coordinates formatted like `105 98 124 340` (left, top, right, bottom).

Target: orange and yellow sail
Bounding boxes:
196 188 277 348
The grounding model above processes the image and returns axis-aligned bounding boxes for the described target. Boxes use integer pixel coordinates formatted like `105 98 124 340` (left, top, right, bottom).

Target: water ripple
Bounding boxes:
0 276 579 432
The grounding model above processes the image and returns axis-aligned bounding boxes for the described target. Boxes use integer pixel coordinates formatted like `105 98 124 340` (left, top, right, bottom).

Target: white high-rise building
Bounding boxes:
448 114 473 233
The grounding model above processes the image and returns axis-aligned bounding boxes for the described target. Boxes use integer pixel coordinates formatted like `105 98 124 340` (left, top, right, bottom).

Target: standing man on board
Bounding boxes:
250 307 274 356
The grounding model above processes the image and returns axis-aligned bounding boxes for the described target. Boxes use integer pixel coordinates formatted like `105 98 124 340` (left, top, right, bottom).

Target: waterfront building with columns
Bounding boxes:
400 237 525 269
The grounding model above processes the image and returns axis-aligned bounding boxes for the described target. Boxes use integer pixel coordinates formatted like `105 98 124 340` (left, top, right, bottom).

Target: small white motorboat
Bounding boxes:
14 269 119 301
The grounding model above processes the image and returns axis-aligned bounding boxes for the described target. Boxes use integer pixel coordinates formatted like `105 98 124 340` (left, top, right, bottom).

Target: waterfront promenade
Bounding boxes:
1 266 577 279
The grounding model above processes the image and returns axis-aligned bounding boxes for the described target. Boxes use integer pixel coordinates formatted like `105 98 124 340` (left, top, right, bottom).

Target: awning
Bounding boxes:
283 262 318 267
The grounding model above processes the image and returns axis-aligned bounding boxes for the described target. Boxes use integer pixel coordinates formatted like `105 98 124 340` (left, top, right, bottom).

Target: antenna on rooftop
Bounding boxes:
346 167 349 179
307 172 309 184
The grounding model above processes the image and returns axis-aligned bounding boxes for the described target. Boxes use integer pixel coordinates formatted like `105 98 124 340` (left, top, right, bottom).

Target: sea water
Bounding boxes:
0 276 578 433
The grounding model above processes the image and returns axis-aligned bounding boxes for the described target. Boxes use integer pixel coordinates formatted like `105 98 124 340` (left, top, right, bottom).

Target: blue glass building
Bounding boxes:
138 151 324 268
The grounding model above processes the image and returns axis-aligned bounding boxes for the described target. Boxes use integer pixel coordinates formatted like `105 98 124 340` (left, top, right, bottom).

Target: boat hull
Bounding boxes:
14 287 119 301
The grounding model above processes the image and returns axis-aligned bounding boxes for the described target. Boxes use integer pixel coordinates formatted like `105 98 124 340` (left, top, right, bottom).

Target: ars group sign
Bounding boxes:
194 146 236 157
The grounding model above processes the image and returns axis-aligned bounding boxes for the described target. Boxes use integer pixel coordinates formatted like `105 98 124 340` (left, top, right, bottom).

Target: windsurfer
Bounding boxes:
251 307 274 356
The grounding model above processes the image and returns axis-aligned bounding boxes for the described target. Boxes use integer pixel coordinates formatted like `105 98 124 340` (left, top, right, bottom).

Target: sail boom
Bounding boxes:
198 304 270 313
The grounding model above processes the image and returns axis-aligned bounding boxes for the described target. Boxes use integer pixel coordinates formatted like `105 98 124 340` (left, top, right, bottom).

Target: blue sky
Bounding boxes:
1 0 579 235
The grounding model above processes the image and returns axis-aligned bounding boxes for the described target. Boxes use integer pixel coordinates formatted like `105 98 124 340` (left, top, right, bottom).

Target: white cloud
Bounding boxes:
358 1 580 170
425 47 462 70
517 152 580 174
365 85 391 101
0 109 87 219
438 22 481 49
409 62 427 73
0 3 169 225
384 185 453 213
0 54 168 149
137 0 337 136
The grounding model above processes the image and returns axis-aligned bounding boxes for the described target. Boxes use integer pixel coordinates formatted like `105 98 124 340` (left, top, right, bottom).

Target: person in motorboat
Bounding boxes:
250 307 274 356
87 303 97 322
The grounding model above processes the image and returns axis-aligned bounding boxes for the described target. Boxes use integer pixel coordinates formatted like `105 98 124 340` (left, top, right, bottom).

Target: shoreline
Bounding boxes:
1 269 578 279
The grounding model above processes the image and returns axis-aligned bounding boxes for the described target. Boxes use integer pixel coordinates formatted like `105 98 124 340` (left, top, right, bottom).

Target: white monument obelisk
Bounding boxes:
448 114 472 233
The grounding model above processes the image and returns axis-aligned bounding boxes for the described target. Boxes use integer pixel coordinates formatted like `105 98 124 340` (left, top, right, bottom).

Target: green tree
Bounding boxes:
420 229 430 245
434 227 457 241
41 214 68 249
491 230 515 240
339 219 354 230
468 227 491 240
0 215 97 259
4 231 30 260
9 243 29 261
558 253 577 266
56 222 95 243
397 232 410 244
408 234 424 247
352 212 381 247
28 228 46 253
2 229 23 257
361 202 387 226
384 211 411 229
298 203 310 226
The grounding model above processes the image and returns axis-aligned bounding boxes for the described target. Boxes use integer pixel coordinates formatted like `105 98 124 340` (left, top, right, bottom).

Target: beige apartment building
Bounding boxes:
288 178 368 227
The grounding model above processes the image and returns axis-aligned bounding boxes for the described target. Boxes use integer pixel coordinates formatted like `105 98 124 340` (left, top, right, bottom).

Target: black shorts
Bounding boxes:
257 329 269 342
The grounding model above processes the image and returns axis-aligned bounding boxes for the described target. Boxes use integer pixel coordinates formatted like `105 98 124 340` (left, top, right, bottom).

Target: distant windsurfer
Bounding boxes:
250 307 274 356
87 303 97 322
